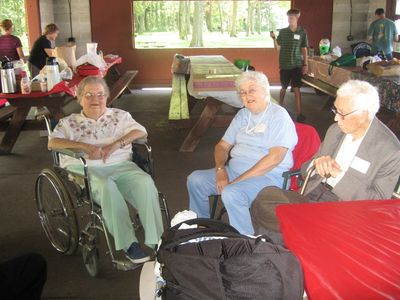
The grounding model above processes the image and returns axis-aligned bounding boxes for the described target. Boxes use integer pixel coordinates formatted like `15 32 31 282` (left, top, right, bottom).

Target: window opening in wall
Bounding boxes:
0 0 28 54
132 0 290 49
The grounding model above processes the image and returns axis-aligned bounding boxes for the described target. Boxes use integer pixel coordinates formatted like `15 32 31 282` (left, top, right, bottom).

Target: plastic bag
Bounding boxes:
332 46 342 57
60 67 73 80
75 53 106 69
55 45 77 69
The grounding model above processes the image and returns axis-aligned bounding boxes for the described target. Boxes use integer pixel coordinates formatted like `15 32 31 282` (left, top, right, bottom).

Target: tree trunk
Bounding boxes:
190 1 204 47
246 0 254 37
218 2 224 34
230 1 238 37
256 0 261 34
179 1 188 39
186 1 191 35
205 1 213 32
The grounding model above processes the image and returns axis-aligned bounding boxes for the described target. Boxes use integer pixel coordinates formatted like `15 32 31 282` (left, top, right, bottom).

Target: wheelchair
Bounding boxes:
34 115 171 277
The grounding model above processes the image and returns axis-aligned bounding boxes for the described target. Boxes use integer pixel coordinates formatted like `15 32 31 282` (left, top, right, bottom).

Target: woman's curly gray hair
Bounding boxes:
235 71 271 101
76 76 110 103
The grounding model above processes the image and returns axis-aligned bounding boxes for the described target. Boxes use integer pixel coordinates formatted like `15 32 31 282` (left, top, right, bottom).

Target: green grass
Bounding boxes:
134 31 274 49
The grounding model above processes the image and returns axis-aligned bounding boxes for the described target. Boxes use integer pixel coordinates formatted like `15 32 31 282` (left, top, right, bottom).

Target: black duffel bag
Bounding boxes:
157 218 304 300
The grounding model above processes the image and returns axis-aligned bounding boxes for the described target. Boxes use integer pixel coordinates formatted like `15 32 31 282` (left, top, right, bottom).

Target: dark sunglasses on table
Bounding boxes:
331 107 359 119
84 92 106 99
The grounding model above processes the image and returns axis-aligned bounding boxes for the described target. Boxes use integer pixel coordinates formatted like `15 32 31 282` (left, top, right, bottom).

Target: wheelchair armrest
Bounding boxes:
282 169 302 190
52 148 85 159
133 138 151 153
134 138 148 145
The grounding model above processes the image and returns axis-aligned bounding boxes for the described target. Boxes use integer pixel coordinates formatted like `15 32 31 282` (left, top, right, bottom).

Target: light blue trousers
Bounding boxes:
187 167 282 235
67 161 163 251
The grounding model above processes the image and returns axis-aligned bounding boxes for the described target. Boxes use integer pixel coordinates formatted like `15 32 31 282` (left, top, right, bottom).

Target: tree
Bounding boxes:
205 1 213 32
246 0 254 36
217 2 224 34
229 0 238 37
255 0 262 34
178 0 188 40
190 1 204 47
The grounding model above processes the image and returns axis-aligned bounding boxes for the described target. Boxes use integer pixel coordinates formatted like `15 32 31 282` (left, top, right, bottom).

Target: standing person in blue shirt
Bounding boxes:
187 71 297 235
270 8 308 122
367 8 399 60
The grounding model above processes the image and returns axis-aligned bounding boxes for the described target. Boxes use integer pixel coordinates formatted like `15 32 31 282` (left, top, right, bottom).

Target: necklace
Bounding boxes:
245 103 269 134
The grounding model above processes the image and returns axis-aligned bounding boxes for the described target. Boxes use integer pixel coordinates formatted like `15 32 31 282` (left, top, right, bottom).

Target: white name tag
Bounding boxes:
294 34 300 40
254 123 266 133
350 156 370 174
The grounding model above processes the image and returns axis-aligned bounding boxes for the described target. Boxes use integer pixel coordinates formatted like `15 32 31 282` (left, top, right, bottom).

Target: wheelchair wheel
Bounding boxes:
159 193 171 229
35 168 79 255
81 221 100 277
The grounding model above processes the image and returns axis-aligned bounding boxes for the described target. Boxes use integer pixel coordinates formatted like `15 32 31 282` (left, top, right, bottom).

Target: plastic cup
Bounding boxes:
40 81 47 92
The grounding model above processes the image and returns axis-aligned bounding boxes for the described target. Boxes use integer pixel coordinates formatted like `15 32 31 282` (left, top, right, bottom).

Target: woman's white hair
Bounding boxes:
235 71 270 100
336 80 380 120
76 76 110 103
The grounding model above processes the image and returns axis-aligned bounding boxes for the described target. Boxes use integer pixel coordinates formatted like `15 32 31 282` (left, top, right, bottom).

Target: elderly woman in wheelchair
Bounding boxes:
41 76 164 270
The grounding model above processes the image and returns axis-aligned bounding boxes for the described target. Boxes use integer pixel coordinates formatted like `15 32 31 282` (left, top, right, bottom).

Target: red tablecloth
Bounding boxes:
276 200 400 300
0 56 122 100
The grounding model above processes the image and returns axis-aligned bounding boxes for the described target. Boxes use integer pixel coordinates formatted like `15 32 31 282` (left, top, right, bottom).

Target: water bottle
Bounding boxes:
0 60 17 93
46 57 61 91
20 71 31 94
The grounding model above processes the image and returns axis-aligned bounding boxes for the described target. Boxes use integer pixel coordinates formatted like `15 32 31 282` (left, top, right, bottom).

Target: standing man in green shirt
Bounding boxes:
367 8 399 60
270 8 308 122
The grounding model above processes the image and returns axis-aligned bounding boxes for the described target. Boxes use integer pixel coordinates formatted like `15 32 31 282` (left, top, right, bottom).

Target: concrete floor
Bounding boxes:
0 87 337 299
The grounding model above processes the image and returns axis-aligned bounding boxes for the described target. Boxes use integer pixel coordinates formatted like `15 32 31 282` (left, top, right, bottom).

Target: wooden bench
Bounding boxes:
107 70 138 107
0 105 17 122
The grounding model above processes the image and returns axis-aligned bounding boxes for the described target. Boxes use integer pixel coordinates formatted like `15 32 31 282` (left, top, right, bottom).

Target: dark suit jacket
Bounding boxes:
302 118 400 200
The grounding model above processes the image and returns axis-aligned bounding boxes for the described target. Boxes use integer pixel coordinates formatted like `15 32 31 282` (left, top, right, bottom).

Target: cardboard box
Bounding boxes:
308 57 355 88
367 62 400 77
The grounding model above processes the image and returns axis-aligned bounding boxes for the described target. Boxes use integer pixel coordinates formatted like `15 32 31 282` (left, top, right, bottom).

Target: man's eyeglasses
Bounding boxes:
238 88 258 98
331 107 359 119
84 92 106 99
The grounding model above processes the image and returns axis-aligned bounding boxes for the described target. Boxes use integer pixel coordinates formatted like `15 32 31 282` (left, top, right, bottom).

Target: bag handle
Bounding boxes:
169 218 239 232
160 218 241 250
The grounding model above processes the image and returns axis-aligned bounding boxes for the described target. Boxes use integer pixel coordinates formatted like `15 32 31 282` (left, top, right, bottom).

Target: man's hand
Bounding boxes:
270 31 276 40
216 169 229 194
302 65 308 75
314 156 342 178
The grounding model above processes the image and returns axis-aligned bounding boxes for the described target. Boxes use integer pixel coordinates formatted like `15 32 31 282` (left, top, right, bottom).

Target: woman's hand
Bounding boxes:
216 169 229 194
85 144 103 160
101 142 119 163
314 156 342 178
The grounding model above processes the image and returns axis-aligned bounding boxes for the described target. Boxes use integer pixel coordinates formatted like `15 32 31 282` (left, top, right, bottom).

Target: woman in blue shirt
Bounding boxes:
187 71 298 235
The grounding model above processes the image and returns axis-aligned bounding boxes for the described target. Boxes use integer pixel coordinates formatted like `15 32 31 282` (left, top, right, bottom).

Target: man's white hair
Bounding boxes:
235 71 271 97
336 80 380 119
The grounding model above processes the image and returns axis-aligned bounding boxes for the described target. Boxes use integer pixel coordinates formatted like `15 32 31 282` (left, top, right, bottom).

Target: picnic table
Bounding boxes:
169 55 242 152
0 56 137 154
277 199 400 300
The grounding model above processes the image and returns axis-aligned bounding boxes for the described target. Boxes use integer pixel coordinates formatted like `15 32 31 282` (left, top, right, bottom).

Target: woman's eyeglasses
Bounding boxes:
331 107 359 119
238 88 258 98
84 92 106 99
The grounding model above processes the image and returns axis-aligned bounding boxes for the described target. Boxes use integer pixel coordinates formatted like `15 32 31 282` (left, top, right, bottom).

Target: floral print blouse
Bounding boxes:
50 108 147 167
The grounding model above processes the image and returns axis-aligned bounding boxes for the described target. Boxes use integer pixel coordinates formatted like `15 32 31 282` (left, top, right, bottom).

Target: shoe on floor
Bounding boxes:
126 242 151 264
296 113 306 123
